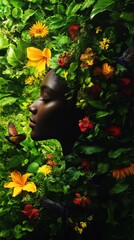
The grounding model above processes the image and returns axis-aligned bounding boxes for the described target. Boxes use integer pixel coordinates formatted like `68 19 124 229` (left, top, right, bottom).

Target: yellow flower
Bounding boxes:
4 170 37 197
80 221 87 228
99 38 110 50
29 21 49 37
95 26 102 34
25 76 35 85
27 47 51 72
37 164 52 176
74 226 83 234
94 63 114 79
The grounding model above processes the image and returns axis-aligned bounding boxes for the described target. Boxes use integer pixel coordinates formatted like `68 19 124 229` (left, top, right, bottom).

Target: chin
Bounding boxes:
30 130 50 141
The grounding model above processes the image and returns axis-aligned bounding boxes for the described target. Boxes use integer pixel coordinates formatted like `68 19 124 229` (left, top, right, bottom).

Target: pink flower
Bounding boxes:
79 117 94 132
73 193 91 207
22 204 39 219
108 125 122 137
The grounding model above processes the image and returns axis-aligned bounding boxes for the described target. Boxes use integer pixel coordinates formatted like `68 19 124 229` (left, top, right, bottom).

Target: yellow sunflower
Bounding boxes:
29 21 49 37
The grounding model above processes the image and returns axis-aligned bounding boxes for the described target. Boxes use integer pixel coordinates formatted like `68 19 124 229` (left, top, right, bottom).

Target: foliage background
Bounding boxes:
0 0 134 239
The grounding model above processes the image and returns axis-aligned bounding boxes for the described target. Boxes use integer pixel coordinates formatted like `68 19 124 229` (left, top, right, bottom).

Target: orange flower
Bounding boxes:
112 163 134 179
29 21 49 37
94 63 114 79
27 47 51 72
80 48 98 69
4 170 37 197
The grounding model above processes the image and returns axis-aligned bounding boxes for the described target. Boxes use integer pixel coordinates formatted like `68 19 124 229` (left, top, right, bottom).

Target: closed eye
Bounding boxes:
39 97 51 103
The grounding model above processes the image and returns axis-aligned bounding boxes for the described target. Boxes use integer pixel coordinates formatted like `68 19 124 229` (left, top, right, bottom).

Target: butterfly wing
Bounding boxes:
8 122 18 136
6 122 26 147
9 134 26 144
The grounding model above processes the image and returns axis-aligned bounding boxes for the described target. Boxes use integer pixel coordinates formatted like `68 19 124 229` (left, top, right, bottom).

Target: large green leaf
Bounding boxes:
108 148 132 159
6 44 20 67
0 96 17 106
90 0 114 19
81 0 95 10
110 183 129 194
80 145 104 155
0 33 9 49
66 2 82 16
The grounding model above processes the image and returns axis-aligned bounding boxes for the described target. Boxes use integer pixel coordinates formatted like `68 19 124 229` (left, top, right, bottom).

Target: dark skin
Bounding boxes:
29 69 82 155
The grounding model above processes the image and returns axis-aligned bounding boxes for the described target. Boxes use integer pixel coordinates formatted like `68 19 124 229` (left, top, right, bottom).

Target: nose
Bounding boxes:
29 100 38 114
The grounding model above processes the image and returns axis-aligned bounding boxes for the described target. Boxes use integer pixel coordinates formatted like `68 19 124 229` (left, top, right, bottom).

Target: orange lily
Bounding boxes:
27 47 51 72
4 170 37 197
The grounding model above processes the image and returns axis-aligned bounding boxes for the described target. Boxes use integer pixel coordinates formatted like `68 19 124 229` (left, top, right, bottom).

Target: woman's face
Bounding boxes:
29 70 67 141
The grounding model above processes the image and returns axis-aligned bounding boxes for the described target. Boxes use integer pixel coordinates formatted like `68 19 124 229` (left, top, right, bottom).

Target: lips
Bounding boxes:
29 117 36 127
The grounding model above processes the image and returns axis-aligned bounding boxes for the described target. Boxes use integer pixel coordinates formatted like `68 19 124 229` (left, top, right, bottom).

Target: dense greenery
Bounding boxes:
0 0 134 239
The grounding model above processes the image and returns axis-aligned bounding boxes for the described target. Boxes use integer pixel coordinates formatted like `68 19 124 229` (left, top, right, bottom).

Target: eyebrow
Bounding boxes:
40 85 55 94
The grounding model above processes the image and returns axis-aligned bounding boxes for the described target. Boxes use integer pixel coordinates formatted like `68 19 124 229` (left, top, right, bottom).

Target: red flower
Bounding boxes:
120 87 132 96
73 193 91 207
121 77 132 85
46 160 58 167
68 24 80 40
81 160 90 172
79 117 94 132
22 204 39 219
108 125 122 137
58 52 70 67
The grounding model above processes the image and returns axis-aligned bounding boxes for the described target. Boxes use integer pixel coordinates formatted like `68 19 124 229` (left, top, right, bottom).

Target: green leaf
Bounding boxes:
48 15 66 30
108 148 131 159
9 0 25 8
88 98 104 109
81 0 95 10
0 96 17 106
80 145 104 155
21 9 36 23
12 7 23 18
0 33 9 49
6 44 20 67
96 111 110 118
110 183 129 194
120 12 134 22
90 0 114 19
98 162 110 173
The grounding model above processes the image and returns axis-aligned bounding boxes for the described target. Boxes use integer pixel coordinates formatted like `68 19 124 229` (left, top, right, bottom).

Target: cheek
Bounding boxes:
36 101 66 125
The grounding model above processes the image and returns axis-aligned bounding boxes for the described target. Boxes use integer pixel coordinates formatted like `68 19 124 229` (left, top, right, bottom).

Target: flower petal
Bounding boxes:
27 59 46 72
10 170 22 183
27 47 43 61
23 182 37 193
4 182 21 188
13 186 23 197
22 173 32 184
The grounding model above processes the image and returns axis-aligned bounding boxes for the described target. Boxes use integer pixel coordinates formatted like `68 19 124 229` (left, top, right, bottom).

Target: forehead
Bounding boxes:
41 69 65 96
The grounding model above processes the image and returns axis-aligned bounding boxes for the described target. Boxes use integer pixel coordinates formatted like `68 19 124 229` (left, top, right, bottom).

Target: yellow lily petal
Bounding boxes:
27 59 46 72
42 48 51 66
27 47 43 61
22 173 32 184
13 186 23 197
4 182 21 188
23 182 37 193
35 58 46 72
10 170 22 184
